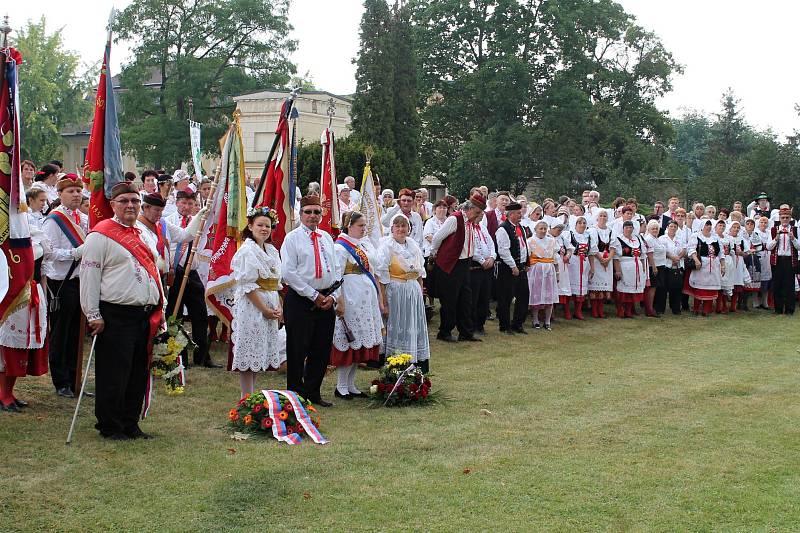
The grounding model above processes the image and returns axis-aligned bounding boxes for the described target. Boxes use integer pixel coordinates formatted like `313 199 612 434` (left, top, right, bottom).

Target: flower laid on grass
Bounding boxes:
368 353 441 407
227 391 325 444
151 316 195 396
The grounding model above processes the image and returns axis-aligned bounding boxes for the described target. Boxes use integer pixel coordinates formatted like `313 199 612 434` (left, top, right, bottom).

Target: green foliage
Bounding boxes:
13 17 93 165
350 0 421 185
411 0 682 202
113 0 297 170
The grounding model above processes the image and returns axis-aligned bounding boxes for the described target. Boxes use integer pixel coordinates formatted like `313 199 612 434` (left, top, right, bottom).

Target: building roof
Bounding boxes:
233 89 353 104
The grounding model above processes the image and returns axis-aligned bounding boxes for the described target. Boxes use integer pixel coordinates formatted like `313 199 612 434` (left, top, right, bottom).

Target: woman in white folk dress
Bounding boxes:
229 208 284 399
725 221 752 312
549 223 574 319
588 210 615 318
527 220 560 331
565 216 596 320
612 220 649 318
756 216 773 309
377 214 430 373
716 220 736 313
686 220 726 316
643 219 666 317
331 211 385 400
742 218 764 308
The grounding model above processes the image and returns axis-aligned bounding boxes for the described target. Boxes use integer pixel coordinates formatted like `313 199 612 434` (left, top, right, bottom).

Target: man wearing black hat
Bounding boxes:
495 201 530 335
281 195 340 406
748 193 771 220
165 190 220 368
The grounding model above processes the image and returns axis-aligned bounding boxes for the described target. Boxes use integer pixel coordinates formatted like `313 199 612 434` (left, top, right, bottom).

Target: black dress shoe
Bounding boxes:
334 390 352 400
511 327 528 335
105 433 132 441
458 335 482 342
125 428 154 440
436 333 457 343
83 391 95 398
503 329 515 335
349 391 369 398
57 387 75 398
310 398 333 408
203 360 223 368
13 398 28 408
1 402 21 413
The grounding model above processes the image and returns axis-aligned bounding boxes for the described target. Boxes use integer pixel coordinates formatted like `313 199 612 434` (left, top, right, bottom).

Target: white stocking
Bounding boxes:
336 366 350 395
347 363 361 395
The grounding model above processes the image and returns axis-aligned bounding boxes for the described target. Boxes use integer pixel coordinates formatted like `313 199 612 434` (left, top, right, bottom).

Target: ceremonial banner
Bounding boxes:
189 120 203 179
204 119 247 325
319 127 340 236
251 96 297 249
84 24 124 228
358 162 384 248
0 46 33 322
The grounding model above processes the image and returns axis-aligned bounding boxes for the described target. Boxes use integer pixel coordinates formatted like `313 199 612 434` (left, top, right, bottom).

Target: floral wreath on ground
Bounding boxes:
368 353 439 407
228 390 326 445
151 316 194 396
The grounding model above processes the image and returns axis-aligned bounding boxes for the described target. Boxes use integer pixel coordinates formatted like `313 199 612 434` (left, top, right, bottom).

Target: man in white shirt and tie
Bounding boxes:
767 206 800 315
281 195 340 407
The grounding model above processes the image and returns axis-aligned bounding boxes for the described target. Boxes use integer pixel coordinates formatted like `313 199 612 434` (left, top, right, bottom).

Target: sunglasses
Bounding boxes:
302 209 322 215
114 198 141 205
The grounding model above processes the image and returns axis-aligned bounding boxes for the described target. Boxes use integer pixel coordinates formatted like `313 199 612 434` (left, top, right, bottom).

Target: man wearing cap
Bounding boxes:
495 201 531 334
136 193 203 285
767 206 800 315
281 195 340 407
42 174 88 398
165 190 220 368
80 183 164 440
430 192 487 342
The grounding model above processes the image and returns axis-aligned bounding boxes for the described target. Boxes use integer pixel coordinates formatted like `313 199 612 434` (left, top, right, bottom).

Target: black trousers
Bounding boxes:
94 302 152 437
47 277 81 391
469 264 492 332
435 259 473 337
284 289 335 401
662 267 683 314
496 263 530 330
166 267 209 364
653 266 668 314
772 257 797 314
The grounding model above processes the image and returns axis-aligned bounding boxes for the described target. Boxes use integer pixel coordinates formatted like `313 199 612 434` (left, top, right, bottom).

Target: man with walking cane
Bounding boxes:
79 183 164 441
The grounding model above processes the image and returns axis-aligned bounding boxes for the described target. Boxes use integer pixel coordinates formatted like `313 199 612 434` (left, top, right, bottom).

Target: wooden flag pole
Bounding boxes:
170 121 232 318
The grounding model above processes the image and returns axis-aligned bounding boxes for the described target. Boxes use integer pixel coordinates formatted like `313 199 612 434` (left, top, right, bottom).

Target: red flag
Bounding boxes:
252 99 295 249
319 127 340 237
84 33 124 228
0 47 34 322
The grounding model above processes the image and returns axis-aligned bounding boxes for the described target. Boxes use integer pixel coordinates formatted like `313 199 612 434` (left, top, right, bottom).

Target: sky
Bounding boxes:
6 0 799 137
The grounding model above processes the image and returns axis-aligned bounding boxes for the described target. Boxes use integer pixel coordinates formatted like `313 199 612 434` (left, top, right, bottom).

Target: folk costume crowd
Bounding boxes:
2 164 799 443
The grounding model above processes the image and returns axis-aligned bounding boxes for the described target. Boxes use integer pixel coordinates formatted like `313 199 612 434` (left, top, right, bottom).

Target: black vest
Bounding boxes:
697 239 720 258
499 220 529 267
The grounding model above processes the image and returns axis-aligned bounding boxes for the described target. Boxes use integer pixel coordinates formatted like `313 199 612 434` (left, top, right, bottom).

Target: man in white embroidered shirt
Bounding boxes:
80 183 163 440
281 195 340 407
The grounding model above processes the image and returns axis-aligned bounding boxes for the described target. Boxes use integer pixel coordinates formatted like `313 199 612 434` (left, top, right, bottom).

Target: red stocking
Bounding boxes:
573 298 584 320
703 300 713 315
0 373 13 406
563 297 572 320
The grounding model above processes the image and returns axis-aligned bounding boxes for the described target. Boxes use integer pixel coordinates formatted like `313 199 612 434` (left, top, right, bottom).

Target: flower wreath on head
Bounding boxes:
247 206 279 226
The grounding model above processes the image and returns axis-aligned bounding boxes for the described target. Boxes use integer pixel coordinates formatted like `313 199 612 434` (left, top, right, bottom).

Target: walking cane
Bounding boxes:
66 335 98 445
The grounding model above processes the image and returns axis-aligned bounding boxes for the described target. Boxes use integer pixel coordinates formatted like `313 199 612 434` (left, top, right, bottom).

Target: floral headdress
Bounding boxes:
247 206 279 226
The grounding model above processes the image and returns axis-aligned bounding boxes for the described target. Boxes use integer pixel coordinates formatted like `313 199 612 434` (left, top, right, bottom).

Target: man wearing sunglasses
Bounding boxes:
281 195 341 407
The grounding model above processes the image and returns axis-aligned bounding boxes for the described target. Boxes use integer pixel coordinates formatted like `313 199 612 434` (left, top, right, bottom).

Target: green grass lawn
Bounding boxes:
3 310 800 532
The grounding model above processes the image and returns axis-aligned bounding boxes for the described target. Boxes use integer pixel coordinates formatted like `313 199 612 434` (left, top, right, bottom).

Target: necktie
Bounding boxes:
72 210 81 226
181 216 189 228
310 231 323 279
501 212 507 222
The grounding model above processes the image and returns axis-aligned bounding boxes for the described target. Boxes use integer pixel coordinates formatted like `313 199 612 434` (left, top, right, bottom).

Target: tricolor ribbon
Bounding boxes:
262 389 328 445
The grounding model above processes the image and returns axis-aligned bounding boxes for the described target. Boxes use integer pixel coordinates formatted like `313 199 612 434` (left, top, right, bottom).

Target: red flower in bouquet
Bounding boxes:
284 403 294 413
261 417 274 430
253 404 263 414
278 411 289 421
410 383 419 392
424 378 432 387
228 409 239 422
377 383 386 394
371 379 380 386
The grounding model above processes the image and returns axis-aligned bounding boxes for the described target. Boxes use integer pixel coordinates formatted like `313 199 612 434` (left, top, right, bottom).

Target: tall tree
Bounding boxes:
113 0 297 170
351 0 421 184
13 17 93 165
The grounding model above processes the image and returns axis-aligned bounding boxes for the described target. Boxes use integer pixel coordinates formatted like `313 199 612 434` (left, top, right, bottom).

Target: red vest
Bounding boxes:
485 210 500 242
435 211 466 274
